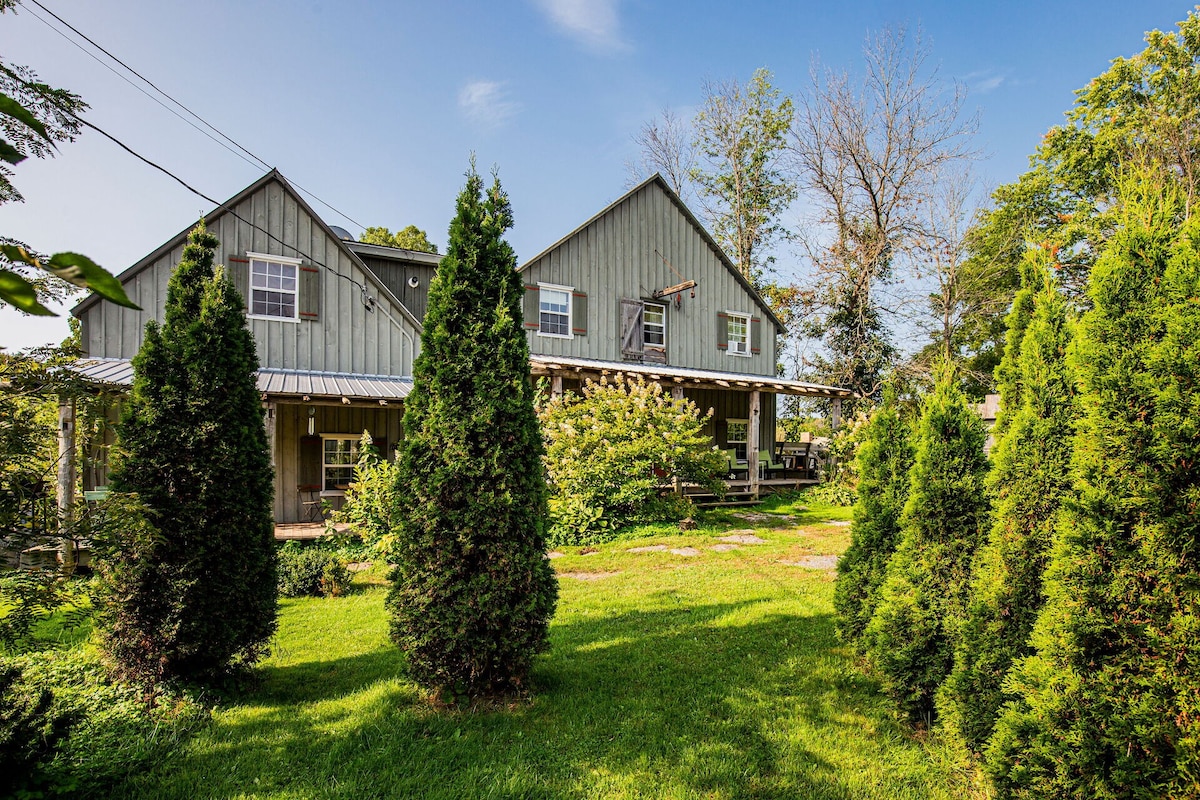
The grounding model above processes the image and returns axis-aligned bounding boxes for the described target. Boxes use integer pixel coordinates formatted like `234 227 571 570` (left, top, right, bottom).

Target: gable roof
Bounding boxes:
71 170 423 331
518 173 787 335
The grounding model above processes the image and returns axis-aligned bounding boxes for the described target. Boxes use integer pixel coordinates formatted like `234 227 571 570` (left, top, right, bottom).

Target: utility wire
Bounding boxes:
23 0 369 233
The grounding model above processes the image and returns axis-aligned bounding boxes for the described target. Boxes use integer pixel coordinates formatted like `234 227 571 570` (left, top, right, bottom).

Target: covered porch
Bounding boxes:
529 355 854 500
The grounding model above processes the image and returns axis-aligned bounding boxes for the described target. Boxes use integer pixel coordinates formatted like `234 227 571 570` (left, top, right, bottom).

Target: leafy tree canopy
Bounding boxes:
359 224 438 253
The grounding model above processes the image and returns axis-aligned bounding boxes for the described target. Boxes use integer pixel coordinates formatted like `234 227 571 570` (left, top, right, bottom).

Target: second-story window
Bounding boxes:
538 285 571 337
643 302 666 349
249 254 300 320
727 312 751 356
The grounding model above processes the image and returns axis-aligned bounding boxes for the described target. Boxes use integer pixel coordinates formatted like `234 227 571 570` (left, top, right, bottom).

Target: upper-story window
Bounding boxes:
248 254 302 321
620 298 667 364
538 284 571 337
727 312 751 356
643 302 666 349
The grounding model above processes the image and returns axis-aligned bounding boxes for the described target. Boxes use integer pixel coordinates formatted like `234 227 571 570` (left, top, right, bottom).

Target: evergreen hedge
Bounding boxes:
939 252 1077 753
988 172 1200 798
834 386 914 648
864 366 990 725
102 224 276 685
387 166 557 699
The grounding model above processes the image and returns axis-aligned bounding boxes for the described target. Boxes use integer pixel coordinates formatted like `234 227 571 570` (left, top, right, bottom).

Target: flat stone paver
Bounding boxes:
719 533 766 544
781 555 839 570
708 543 740 552
546 551 566 559
823 520 852 527
669 547 702 556
346 562 373 572
561 571 621 581
731 512 771 522
627 544 669 553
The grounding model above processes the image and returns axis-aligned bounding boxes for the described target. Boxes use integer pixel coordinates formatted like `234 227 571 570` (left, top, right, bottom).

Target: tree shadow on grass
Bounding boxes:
114 603 937 800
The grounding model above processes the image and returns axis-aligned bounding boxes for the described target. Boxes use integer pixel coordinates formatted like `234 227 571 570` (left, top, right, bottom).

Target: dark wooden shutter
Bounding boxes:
299 435 322 489
620 298 643 359
227 254 250 309
299 265 320 320
571 291 588 335
523 284 540 330
716 312 729 350
751 316 762 354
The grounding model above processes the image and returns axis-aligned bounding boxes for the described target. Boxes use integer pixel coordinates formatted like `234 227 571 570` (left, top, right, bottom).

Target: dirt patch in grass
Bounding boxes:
781 555 839 570
560 571 622 581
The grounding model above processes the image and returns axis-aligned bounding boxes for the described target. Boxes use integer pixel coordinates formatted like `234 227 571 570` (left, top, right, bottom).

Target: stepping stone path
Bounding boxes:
781 555 839 570
346 562 373 572
731 512 771 522
561 571 621 581
546 551 566 559
627 544 669 553
708 543 740 552
719 533 767 544
669 547 701 556
823 520 852 527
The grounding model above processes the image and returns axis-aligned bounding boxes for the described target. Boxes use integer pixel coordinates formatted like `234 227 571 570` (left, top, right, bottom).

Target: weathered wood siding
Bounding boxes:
683 388 776 453
273 402 403 523
358 255 437 322
79 178 419 377
522 180 777 374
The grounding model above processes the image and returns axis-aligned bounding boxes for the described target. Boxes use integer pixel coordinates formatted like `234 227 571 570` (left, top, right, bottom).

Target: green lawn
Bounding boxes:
116 499 984 799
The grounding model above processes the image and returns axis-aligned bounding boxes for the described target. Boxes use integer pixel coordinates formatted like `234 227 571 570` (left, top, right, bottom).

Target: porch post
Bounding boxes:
56 395 76 574
263 401 277 469
830 397 842 431
551 375 563 400
748 390 761 500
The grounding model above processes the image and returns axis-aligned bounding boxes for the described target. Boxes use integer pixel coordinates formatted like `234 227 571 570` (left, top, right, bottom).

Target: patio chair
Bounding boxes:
724 449 748 480
758 450 787 479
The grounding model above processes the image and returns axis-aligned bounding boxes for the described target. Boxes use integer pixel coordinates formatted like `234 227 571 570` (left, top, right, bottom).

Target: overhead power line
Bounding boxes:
23 0 368 233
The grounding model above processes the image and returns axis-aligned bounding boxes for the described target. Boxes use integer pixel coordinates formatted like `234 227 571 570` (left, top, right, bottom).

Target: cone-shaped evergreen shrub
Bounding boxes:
939 252 1077 754
387 165 557 699
834 386 914 648
103 223 276 685
864 365 990 725
988 171 1200 798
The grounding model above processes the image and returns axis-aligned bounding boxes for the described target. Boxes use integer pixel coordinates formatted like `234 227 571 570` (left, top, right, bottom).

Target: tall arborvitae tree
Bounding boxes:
103 224 275 685
864 364 990 725
988 171 1200 798
834 386 914 648
387 165 557 699
938 251 1076 754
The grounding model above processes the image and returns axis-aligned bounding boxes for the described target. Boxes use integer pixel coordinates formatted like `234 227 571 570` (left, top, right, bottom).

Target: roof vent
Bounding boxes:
329 225 354 241
407 275 420 288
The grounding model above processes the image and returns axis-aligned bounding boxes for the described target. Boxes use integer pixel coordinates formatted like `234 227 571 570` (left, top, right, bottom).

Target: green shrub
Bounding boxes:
277 543 351 598
387 166 558 699
0 660 74 796
102 225 277 686
332 431 400 560
987 168 1200 798
835 387 914 648
938 253 1076 755
864 365 990 726
540 376 725 545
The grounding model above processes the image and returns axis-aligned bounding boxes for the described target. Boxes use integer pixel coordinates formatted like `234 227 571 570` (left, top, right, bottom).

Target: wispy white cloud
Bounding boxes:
961 69 1006 95
533 0 627 52
458 80 520 130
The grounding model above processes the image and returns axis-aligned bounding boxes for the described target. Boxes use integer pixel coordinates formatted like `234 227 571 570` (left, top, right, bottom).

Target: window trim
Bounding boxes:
246 252 303 323
726 418 750 462
319 434 359 496
642 300 667 349
725 311 752 357
536 282 573 339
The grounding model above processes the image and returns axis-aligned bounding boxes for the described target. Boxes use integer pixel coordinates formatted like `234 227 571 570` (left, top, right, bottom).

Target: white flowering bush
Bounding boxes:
539 377 725 545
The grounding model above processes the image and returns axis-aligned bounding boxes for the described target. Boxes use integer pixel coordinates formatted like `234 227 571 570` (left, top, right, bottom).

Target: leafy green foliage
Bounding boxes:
360 224 438 253
539 377 725 546
835 388 914 648
864 366 990 725
938 252 1077 754
386 165 557 699
987 168 1200 798
0 659 74 796
331 431 400 560
101 224 276 686
277 542 351 598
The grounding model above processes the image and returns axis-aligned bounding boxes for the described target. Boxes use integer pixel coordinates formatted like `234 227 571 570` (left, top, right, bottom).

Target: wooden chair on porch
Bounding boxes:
298 484 323 522
758 450 787 479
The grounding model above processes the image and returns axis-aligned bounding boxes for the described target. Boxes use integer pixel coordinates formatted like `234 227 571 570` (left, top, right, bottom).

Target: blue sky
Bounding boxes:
1 0 1191 350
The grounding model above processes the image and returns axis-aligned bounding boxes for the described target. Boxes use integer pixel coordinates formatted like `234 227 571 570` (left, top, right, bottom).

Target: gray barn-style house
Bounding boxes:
67 170 850 525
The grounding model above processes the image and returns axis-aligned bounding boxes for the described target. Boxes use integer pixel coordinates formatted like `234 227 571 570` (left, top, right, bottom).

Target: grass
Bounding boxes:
111 495 983 799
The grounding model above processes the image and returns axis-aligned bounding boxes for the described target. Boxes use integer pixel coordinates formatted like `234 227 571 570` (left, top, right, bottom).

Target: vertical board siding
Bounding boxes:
78 177 420 379
524 181 778 375
358 256 437 323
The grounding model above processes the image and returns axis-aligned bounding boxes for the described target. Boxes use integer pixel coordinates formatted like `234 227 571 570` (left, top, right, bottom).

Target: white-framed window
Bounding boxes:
248 253 301 321
321 435 360 493
726 419 750 462
643 301 666 348
538 283 572 338
727 312 751 356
